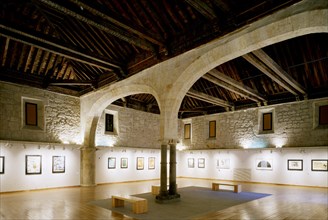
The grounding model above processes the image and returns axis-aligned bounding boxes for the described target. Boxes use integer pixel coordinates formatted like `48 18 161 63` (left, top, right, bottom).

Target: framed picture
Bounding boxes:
52 156 65 173
137 157 144 170
256 159 273 170
287 159 303 171
26 155 42 175
188 158 194 168
148 157 155 170
108 157 116 169
198 158 205 168
0 156 4 174
311 160 328 171
217 158 230 169
121 157 128 169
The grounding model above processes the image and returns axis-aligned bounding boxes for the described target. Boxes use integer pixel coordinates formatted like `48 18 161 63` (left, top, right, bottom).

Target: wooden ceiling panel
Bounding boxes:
1 0 326 118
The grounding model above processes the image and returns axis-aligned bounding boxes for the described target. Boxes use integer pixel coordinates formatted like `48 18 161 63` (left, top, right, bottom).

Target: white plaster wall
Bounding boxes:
0 82 81 144
95 105 161 149
180 98 328 149
95 147 161 184
177 147 328 187
0 142 80 192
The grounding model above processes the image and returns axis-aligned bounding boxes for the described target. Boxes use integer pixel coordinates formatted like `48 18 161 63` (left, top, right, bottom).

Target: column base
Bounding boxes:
80 183 97 187
155 193 181 204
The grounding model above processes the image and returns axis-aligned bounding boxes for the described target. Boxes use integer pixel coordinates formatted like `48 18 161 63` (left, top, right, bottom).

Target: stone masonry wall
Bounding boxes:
0 82 81 143
180 98 328 149
96 105 161 149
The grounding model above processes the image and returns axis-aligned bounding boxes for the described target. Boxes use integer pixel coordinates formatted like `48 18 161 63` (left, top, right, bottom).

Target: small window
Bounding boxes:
263 113 272 131
105 114 114 132
319 105 328 125
184 124 191 139
25 102 38 126
209 121 216 138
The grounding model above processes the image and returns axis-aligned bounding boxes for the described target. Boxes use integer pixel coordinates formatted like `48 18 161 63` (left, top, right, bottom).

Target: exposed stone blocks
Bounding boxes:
181 99 328 149
0 82 80 143
96 106 160 149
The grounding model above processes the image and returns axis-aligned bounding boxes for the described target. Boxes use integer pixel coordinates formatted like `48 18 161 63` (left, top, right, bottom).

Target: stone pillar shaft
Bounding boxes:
159 144 168 196
169 143 177 195
80 147 96 186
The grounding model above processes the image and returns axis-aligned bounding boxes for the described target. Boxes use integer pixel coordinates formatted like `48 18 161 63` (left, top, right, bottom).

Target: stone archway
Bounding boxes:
80 84 161 186
79 1 327 187
168 6 328 114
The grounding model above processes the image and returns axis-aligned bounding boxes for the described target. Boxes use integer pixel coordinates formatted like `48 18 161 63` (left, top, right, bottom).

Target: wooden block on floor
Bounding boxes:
111 195 148 214
212 182 241 193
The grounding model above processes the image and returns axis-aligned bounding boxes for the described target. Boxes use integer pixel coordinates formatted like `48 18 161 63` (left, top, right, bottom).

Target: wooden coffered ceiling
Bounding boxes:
0 0 327 118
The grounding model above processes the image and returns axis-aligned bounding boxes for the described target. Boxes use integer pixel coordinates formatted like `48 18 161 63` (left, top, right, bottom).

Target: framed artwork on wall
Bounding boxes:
256 159 273 170
287 159 303 171
188 158 194 168
137 157 144 170
26 155 42 175
198 158 205 168
0 156 4 174
217 158 230 169
121 157 128 168
52 156 65 173
108 157 116 169
311 159 328 171
148 157 155 170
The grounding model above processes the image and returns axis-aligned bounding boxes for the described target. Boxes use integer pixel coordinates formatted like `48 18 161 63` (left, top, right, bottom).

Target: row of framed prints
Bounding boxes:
0 155 65 175
108 157 156 170
187 157 328 171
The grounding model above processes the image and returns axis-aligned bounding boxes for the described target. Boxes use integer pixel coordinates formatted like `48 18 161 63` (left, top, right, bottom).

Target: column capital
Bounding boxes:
80 146 97 152
160 139 179 145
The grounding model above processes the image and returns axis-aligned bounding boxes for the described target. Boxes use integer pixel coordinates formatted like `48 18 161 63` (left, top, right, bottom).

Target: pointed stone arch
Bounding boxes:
168 8 328 116
81 84 161 148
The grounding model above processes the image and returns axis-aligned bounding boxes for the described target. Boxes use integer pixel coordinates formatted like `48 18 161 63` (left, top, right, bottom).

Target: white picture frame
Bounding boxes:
256 159 273 170
217 158 230 169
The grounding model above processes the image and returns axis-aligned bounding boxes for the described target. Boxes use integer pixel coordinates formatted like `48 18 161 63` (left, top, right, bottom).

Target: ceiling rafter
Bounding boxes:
187 89 233 109
184 0 217 20
0 22 123 71
35 0 157 52
251 49 307 97
0 67 81 96
243 52 300 97
202 71 266 104
208 69 267 102
67 0 165 47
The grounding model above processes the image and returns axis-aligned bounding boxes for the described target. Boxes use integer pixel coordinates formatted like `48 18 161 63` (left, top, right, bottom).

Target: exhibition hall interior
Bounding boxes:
0 0 327 219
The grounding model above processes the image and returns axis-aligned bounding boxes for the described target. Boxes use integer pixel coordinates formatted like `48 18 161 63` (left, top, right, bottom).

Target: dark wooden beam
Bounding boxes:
0 68 81 96
184 0 217 20
68 0 164 47
187 89 233 108
0 22 124 72
252 49 307 96
243 52 299 96
208 69 267 102
35 0 157 52
48 79 93 86
202 73 264 103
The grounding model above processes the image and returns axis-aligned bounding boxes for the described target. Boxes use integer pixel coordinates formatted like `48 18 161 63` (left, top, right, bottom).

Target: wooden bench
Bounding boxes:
212 182 241 193
111 195 148 214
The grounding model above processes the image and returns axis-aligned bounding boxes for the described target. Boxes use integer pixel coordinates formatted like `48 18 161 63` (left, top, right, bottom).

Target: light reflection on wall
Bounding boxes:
177 143 186 151
272 137 287 148
95 135 117 147
59 134 82 145
240 138 267 149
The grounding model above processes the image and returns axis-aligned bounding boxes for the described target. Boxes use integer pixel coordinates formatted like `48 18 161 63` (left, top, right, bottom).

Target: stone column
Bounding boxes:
156 143 168 200
156 140 180 203
80 146 96 186
169 142 178 195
